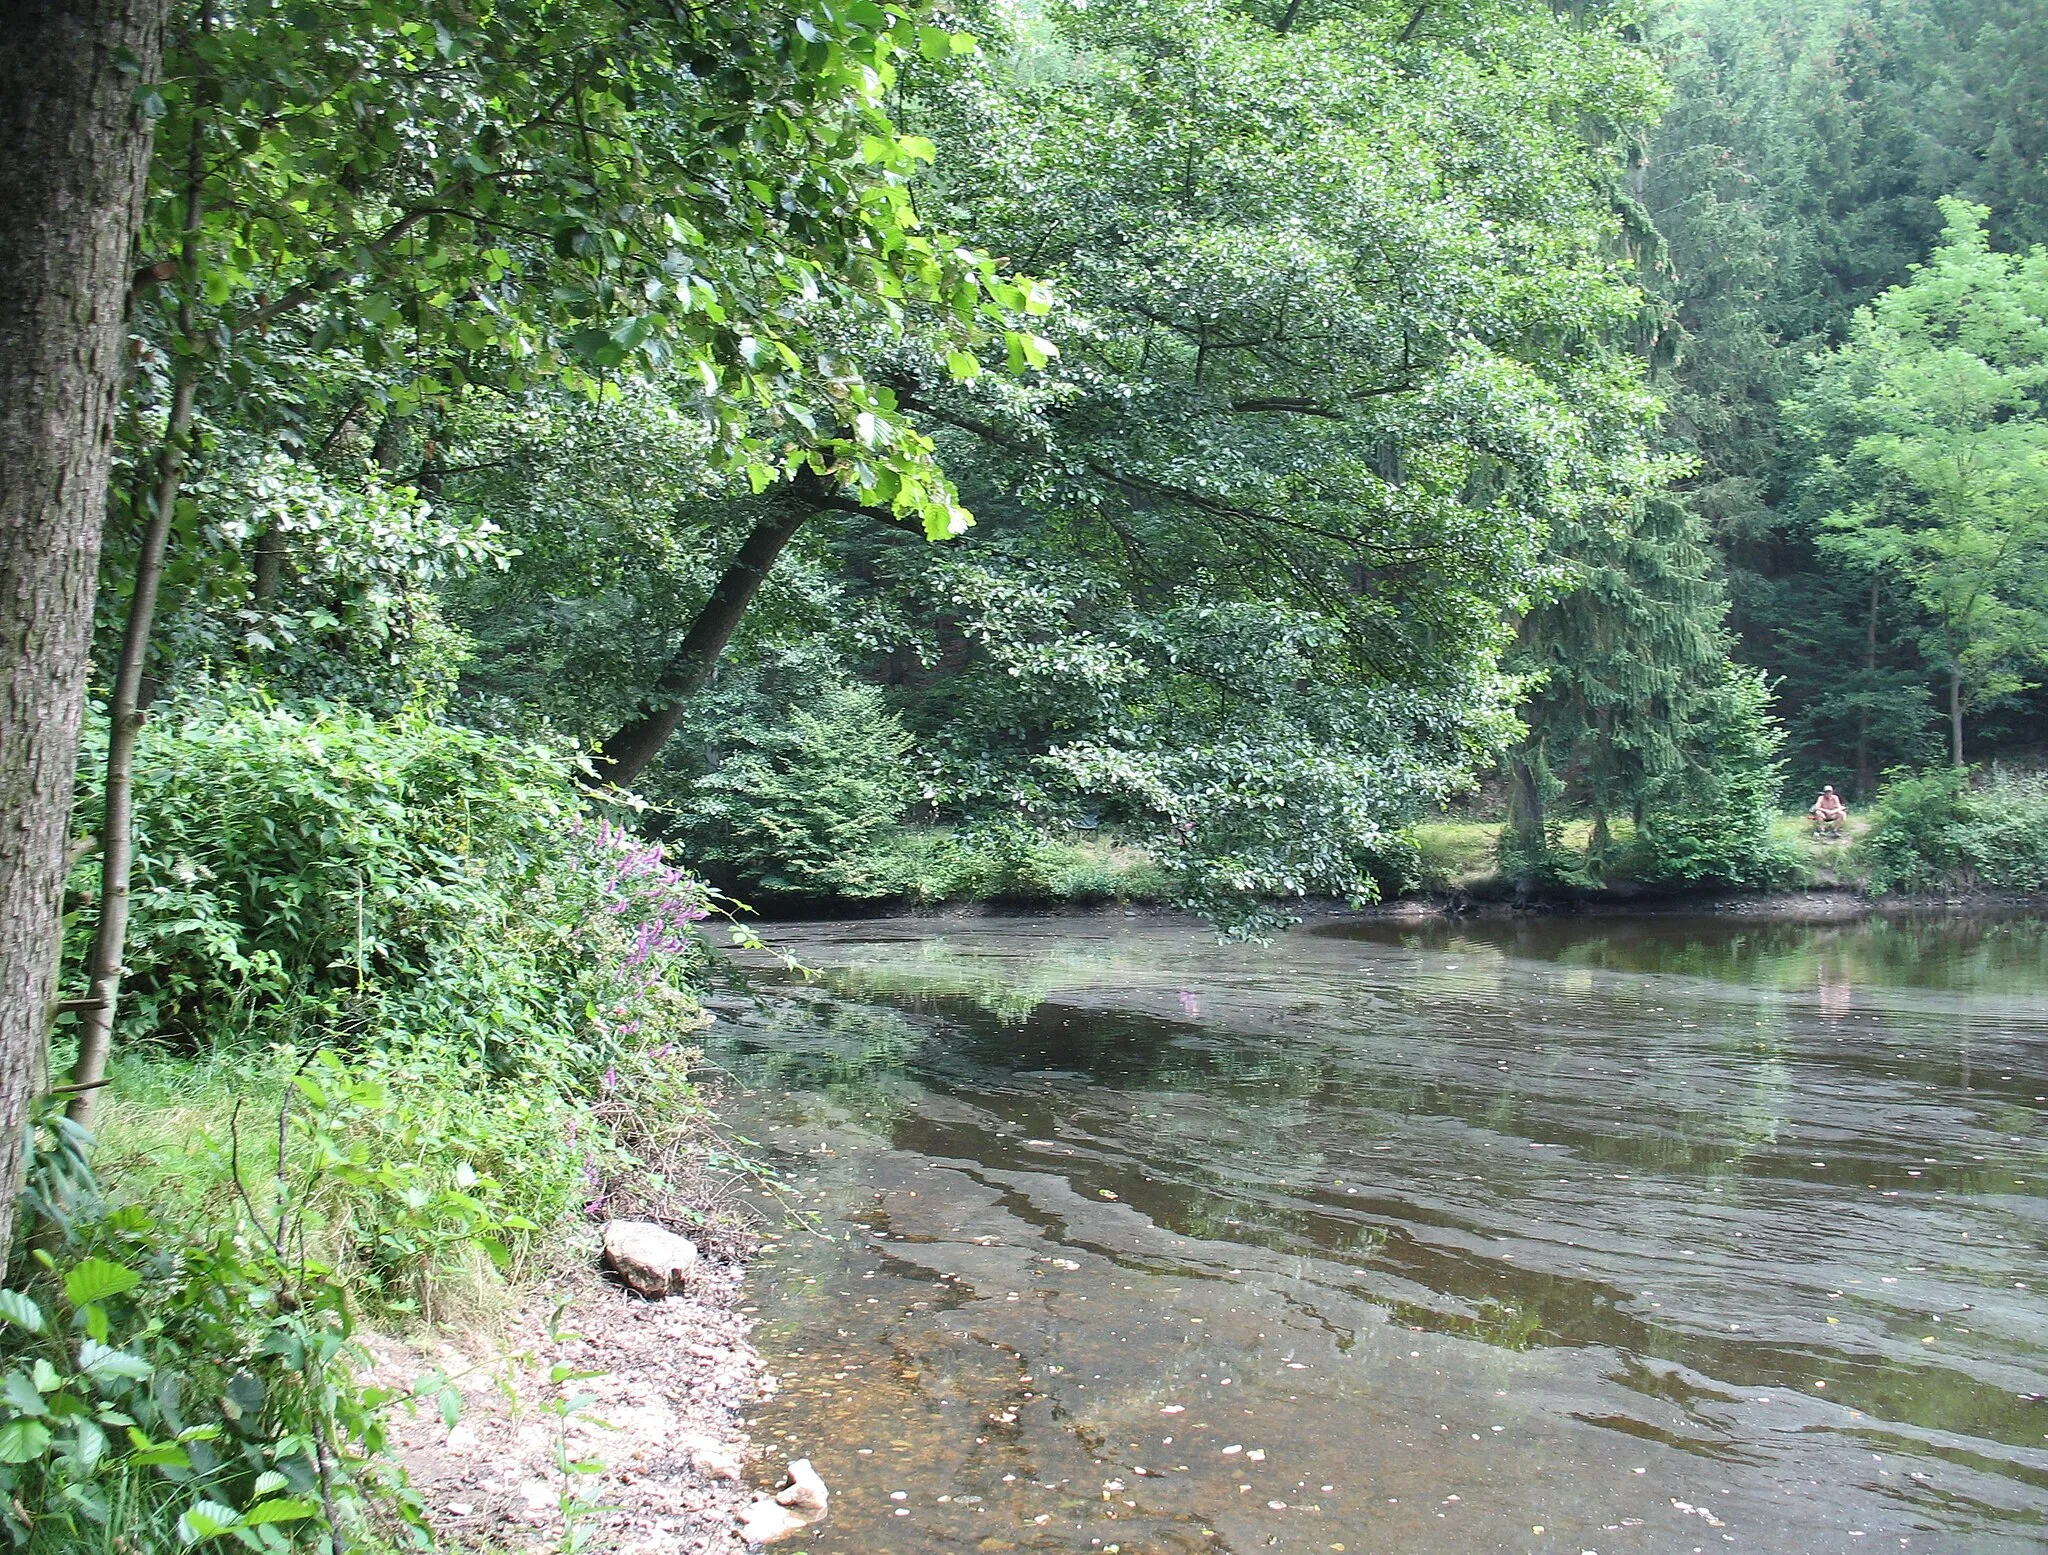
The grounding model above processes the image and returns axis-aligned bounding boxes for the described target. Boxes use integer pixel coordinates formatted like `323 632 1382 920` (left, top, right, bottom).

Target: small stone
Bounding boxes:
677 1432 743 1482
774 1458 829 1515
516 1479 555 1512
603 1220 700 1298
739 1500 812 1546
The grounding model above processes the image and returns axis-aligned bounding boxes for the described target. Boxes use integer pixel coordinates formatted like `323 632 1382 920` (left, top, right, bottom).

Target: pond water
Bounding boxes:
710 911 2048 1555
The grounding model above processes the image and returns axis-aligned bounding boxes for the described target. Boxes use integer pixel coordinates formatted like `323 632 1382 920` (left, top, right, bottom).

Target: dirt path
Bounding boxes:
367 1257 768 1553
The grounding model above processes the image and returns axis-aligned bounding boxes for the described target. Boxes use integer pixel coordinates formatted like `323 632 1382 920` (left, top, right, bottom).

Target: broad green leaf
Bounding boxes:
78 1340 153 1384
3 1371 47 1416
177 1499 243 1541
64 1258 140 1307
0 1420 52 1464
0 1290 45 1335
240 1498 318 1526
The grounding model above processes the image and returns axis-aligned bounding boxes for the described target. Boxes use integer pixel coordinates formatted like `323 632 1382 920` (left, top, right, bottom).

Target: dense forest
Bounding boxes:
0 0 2044 1547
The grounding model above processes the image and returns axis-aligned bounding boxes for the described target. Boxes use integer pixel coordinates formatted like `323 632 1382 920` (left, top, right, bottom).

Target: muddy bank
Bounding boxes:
750 884 2048 929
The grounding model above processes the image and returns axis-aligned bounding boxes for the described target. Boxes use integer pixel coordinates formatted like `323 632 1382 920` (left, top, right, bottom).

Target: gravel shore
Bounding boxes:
368 1255 768 1553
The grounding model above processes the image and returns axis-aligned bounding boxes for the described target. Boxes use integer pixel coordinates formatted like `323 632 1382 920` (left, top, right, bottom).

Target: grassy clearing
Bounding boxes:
1406 817 1642 892
89 1048 289 1227
1772 812 1870 888
1405 813 1880 895
871 826 1172 905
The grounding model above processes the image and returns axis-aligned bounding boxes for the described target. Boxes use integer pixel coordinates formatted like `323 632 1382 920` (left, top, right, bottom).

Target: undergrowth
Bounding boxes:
7 695 753 1551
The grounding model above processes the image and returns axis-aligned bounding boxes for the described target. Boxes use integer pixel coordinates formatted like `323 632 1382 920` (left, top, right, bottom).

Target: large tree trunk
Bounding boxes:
593 501 815 788
1506 751 1546 894
0 0 168 1241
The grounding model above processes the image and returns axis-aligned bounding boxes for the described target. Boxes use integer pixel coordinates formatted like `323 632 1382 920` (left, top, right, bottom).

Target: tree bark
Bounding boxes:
1506 752 1546 893
251 521 286 609
1855 572 1879 799
0 0 168 1236
69 45 211 1127
1949 664 1965 769
592 500 815 788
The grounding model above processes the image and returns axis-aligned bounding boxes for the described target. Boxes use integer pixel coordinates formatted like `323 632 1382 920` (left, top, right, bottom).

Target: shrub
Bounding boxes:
66 696 708 1082
1860 767 2048 893
1632 668 1800 890
0 1109 429 1554
861 823 1169 903
669 671 913 899
63 696 724 1315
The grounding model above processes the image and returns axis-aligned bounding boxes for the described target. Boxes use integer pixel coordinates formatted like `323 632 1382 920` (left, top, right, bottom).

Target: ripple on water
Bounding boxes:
717 913 2048 1555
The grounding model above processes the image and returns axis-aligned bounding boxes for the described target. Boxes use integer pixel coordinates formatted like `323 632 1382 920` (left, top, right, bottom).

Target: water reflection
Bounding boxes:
1316 909 2048 998
715 913 2048 1554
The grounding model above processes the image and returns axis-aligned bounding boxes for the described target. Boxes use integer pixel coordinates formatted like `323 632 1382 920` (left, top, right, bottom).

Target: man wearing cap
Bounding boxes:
1810 784 1848 838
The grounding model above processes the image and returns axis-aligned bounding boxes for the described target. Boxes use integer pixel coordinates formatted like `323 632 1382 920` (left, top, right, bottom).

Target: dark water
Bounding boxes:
710 912 2048 1554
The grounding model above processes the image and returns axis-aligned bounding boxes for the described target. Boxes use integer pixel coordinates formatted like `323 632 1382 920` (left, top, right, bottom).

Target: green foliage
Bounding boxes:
0 1034 721 1553
1649 0 2048 786
133 423 506 715
1798 199 2048 762
66 695 704 1078
1508 490 1743 855
1858 765 2048 891
134 0 1044 543
573 0 1683 915
1632 668 1802 888
867 823 1169 904
0 1111 420 1554
665 660 915 898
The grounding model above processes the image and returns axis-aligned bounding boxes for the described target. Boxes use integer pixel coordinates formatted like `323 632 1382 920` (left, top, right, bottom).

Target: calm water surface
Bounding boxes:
711 912 2048 1555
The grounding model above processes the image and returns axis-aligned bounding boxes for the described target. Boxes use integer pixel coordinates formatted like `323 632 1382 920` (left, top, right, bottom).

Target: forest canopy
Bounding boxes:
57 0 2048 937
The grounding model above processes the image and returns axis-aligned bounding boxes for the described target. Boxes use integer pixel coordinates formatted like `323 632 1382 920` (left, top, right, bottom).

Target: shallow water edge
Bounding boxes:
714 910 2048 1555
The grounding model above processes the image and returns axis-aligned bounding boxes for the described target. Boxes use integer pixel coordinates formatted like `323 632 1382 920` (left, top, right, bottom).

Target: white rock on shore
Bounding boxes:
773 1458 828 1515
740 1459 829 1546
603 1218 701 1297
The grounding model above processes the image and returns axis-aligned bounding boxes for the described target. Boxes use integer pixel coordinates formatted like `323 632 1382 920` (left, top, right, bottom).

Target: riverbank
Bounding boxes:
83 1045 796 1554
752 882 2048 930
731 814 1903 919
368 1255 763 1554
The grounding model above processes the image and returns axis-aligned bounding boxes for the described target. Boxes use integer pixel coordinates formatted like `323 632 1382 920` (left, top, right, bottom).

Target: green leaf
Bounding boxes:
240 1498 318 1526
0 1290 46 1335
64 1258 140 1307
72 1418 107 1474
3 1372 48 1417
0 1420 52 1464
177 1499 243 1541
78 1341 153 1384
